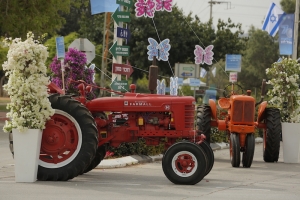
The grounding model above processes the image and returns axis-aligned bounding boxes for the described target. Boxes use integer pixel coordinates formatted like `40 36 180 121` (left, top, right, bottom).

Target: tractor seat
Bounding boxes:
218 97 230 109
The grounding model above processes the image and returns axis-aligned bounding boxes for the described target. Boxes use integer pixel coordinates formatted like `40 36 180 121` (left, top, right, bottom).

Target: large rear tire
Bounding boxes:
196 105 211 144
242 134 255 168
162 141 208 185
38 94 98 181
263 108 281 162
82 146 106 174
230 133 240 167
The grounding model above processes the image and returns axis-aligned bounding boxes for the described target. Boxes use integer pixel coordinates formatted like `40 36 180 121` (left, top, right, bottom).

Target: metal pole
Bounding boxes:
100 13 107 96
292 0 299 59
112 6 123 82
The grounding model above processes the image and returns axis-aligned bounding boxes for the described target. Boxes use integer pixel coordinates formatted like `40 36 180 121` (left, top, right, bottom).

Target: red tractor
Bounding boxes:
22 80 214 185
196 80 281 168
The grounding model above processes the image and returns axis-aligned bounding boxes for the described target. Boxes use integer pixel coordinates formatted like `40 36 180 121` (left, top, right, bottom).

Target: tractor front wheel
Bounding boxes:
162 141 208 185
230 133 240 167
242 134 255 168
199 141 214 176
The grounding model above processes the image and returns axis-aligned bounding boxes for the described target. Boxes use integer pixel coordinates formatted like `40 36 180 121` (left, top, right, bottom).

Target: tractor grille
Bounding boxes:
232 100 254 123
185 105 195 128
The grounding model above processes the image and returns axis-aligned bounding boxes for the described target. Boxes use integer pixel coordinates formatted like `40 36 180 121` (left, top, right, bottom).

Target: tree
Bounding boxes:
125 6 245 84
0 0 70 38
213 18 247 64
239 26 279 98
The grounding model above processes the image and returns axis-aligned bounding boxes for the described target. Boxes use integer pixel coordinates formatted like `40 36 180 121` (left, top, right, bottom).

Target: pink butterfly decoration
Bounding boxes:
135 0 156 18
194 45 214 65
155 0 173 12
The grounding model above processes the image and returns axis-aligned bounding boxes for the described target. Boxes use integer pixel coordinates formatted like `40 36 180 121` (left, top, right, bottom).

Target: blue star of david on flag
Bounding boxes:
262 2 286 37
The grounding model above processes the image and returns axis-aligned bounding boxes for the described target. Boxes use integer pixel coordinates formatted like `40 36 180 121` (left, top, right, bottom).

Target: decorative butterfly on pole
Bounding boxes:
147 38 171 61
155 0 173 12
157 79 166 95
135 0 156 18
170 77 178 96
89 64 96 83
85 64 96 83
194 45 214 65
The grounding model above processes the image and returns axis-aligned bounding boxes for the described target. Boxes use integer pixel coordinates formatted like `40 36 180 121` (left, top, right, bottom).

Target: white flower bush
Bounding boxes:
2 32 55 132
266 58 300 123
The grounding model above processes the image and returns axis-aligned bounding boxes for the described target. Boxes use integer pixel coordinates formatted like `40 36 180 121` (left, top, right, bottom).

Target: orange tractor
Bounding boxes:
196 80 281 167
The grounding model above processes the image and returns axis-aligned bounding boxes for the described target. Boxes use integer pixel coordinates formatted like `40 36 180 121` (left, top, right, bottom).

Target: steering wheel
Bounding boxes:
223 83 244 98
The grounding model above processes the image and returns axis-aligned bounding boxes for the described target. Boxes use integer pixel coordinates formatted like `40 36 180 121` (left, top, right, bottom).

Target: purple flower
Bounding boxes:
49 48 96 98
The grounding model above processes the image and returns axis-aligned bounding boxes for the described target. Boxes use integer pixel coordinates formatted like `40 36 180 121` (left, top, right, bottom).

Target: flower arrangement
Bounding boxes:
2 32 55 133
266 57 300 123
49 48 95 99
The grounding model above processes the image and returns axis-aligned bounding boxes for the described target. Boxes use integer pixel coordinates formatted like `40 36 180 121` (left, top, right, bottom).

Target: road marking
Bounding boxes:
85 182 141 186
216 187 270 191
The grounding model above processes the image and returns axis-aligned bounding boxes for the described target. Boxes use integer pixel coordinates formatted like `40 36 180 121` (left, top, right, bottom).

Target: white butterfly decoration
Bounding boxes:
89 64 96 83
147 38 171 61
170 77 178 96
157 79 166 95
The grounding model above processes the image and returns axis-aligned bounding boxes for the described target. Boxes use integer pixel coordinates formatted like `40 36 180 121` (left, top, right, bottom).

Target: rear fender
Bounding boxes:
257 101 267 122
209 99 217 121
48 82 65 95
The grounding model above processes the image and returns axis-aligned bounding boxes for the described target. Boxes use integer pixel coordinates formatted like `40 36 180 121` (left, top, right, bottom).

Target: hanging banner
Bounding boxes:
225 54 242 72
279 14 295 55
55 37 65 59
90 0 118 14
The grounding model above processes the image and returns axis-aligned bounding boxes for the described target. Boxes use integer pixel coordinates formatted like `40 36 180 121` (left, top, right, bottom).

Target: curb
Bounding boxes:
97 138 264 169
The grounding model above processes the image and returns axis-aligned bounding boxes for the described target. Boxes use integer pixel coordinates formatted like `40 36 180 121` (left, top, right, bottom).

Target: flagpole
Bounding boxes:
292 0 299 59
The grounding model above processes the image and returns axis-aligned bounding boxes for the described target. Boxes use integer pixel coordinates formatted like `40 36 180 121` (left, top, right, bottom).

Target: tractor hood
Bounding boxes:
86 92 196 112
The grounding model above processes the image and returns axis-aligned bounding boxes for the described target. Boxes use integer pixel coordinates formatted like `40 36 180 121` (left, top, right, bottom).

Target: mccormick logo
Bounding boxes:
124 101 152 106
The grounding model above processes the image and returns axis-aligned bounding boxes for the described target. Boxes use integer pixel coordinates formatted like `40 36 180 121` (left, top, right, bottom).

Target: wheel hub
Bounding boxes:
40 114 79 164
175 154 195 173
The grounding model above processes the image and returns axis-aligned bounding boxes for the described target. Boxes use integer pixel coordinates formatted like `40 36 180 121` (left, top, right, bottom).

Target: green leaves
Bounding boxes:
266 58 300 123
0 0 70 38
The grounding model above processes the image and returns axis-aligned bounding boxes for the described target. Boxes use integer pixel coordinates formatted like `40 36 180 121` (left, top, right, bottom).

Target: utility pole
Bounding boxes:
292 0 299 59
208 0 232 20
207 0 231 87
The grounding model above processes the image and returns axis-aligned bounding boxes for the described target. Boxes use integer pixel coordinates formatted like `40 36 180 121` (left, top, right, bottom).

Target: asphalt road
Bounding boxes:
0 124 300 200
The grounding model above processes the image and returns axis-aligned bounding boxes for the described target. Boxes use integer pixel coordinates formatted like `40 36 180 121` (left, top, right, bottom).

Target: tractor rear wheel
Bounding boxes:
230 133 240 167
196 105 211 144
82 146 106 174
38 94 98 181
199 141 214 176
82 112 108 174
263 108 281 162
242 134 255 168
162 141 208 185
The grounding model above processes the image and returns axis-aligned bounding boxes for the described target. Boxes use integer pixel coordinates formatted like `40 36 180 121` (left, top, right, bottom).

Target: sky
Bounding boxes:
173 0 282 32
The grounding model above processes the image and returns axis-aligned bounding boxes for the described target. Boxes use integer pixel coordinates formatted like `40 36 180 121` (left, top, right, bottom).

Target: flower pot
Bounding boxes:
13 128 42 182
282 122 300 163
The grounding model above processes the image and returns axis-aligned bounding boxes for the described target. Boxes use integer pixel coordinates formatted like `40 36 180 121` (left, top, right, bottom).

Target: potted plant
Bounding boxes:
266 57 300 163
2 32 55 182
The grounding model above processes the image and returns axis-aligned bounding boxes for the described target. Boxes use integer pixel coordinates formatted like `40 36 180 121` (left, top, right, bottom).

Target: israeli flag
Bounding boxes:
262 2 286 37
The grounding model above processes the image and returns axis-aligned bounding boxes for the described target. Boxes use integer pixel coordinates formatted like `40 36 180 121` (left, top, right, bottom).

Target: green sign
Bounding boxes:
112 8 131 24
111 78 129 92
116 0 134 8
109 42 130 59
182 66 194 72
